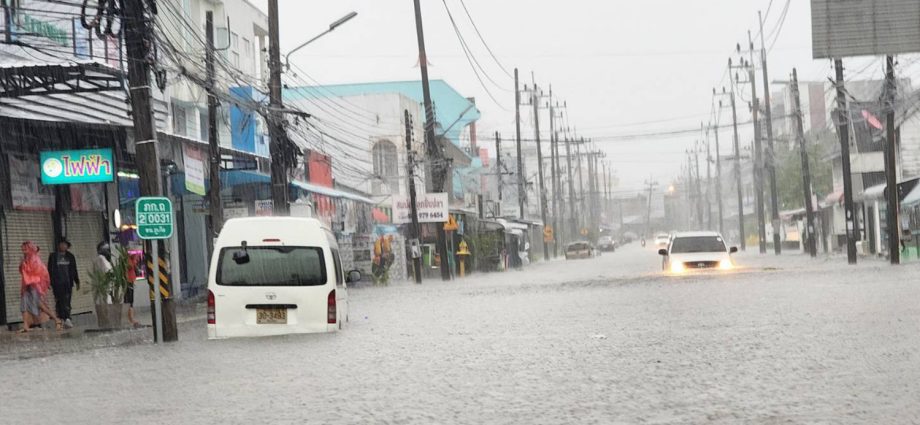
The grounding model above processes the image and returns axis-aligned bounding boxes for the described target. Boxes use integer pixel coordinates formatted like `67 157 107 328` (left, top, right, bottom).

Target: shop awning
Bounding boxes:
224 170 374 204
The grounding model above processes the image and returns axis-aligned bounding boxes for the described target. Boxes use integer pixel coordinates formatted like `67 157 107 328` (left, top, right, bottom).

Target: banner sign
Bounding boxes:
9 155 55 211
40 148 114 185
393 193 448 224
183 145 206 196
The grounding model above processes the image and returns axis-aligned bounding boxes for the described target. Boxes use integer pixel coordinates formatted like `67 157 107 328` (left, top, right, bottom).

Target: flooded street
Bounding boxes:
3 246 920 424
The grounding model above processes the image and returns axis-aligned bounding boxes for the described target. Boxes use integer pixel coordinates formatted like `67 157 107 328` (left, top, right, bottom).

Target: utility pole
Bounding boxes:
576 138 587 234
205 11 223 245
644 178 658 237
548 95 559 257
405 110 423 283
564 134 577 237
694 143 704 228
742 39 767 254
791 68 816 258
124 0 178 342
412 0 451 281
885 56 900 265
704 123 712 230
834 59 857 264
531 83 550 261
514 68 525 220
758 13 781 255
267 0 289 215
726 68 745 250
495 131 502 210
711 120 724 235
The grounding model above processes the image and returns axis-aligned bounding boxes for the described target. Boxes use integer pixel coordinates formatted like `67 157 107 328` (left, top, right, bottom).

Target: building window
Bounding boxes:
173 104 187 136
199 110 208 141
372 140 399 189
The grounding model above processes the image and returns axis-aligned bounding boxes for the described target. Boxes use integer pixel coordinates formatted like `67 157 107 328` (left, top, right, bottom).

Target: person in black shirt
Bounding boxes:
48 238 80 329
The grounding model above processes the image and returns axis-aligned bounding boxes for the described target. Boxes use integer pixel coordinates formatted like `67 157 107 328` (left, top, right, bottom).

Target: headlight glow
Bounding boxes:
719 259 733 270
670 262 685 273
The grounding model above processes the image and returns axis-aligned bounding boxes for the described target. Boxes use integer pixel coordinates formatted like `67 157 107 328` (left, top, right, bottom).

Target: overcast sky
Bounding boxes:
252 0 897 191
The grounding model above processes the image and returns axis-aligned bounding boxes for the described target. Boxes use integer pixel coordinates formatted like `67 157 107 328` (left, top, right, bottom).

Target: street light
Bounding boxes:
284 11 358 70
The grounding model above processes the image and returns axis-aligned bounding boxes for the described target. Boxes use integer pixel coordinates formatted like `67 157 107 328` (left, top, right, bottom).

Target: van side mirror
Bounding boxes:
346 270 362 283
730 246 738 254
233 241 250 265
658 249 668 256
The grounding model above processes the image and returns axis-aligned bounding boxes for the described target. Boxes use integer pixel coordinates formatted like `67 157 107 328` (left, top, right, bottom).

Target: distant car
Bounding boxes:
658 231 738 274
598 236 616 252
654 233 671 249
565 241 595 260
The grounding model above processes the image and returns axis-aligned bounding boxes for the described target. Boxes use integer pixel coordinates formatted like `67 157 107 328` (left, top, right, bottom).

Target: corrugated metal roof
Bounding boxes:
812 0 920 59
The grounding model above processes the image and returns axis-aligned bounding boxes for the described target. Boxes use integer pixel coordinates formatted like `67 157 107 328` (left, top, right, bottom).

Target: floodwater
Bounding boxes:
2 245 919 424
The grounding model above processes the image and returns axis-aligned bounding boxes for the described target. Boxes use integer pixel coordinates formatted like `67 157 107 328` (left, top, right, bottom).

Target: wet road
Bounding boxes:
3 245 920 424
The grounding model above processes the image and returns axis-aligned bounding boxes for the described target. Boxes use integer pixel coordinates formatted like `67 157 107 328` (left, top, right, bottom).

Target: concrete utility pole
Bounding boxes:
405 110 423 283
885 56 900 265
205 11 223 245
791 68 817 258
514 69 525 219
704 123 712 230
741 38 767 254
548 94 559 257
834 59 857 264
124 0 177 342
576 138 587 234
412 0 451 281
564 134 577 237
711 119 724 235
644 178 658 237
267 0 289 215
531 83 550 261
726 72 746 250
694 143 704 228
495 131 502 207
758 12 781 255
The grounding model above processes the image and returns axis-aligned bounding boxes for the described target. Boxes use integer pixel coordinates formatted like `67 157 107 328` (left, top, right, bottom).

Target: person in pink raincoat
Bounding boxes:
19 241 61 332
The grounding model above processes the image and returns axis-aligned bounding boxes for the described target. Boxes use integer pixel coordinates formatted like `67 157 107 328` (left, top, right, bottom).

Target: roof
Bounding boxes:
283 80 481 143
672 231 723 238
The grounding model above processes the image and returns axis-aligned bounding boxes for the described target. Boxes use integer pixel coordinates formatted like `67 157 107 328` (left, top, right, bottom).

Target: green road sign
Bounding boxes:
136 197 174 240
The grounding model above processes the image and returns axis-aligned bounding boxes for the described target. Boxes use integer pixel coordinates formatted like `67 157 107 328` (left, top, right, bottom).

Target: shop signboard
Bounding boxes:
393 193 448 224
183 145 206 196
40 148 114 185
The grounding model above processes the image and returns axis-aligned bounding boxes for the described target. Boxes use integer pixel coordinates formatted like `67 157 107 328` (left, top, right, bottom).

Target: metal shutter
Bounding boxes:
2 210 55 324
65 212 104 316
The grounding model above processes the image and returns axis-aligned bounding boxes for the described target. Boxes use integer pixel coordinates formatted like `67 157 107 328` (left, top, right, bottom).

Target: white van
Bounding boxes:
207 217 361 339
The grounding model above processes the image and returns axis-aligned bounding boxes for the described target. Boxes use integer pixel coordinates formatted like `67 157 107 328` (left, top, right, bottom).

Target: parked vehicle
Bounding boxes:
598 235 617 252
565 241 596 260
658 231 738 274
207 217 361 339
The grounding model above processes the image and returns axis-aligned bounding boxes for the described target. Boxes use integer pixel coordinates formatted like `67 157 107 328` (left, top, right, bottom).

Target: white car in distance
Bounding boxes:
658 231 738 274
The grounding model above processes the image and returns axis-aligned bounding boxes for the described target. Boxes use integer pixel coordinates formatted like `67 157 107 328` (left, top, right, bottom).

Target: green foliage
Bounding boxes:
88 245 132 304
774 129 835 211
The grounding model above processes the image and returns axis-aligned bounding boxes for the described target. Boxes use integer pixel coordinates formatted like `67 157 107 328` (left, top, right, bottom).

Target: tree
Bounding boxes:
775 128 835 211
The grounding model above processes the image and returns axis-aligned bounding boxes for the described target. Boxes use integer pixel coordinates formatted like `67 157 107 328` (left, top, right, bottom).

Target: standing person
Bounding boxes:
93 242 114 303
19 241 61 332
124 252 141 327
48 238 80 329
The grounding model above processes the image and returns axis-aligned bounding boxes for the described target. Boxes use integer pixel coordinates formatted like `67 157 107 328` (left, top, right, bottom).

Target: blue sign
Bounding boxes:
40 149 115 185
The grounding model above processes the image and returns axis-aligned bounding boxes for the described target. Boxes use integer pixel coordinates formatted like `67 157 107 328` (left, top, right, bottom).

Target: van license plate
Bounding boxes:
257 308 287 324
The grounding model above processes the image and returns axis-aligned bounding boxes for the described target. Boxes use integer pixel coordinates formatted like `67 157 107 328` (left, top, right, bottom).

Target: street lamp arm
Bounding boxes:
284 11 358 70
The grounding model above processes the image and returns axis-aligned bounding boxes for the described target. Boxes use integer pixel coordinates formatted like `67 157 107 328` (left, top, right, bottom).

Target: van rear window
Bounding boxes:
217 246 327 286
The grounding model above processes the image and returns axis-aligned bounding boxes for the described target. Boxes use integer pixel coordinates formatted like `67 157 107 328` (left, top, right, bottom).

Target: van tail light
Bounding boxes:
327 289 336 324
207 290 216 324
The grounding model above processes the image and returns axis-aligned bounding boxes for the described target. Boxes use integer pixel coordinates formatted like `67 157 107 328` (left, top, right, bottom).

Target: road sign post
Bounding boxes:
136 197 174 343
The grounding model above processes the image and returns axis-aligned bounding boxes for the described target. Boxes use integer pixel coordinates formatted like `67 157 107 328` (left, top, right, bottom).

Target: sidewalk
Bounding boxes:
0 303 206 361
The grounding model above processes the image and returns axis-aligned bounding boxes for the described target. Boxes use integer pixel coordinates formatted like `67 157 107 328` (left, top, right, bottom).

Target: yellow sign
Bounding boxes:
543 226 554 243
580 227 589 236
444 214 459 231
457 240 471 256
